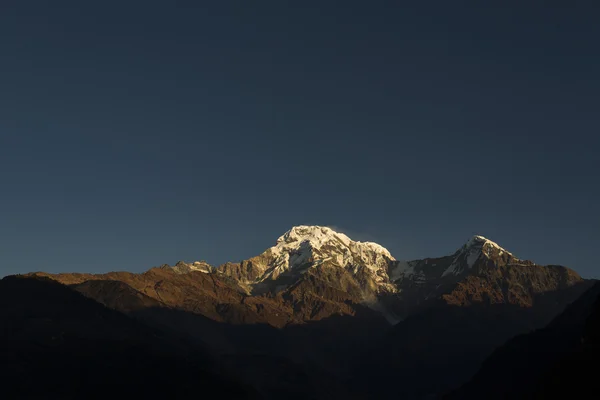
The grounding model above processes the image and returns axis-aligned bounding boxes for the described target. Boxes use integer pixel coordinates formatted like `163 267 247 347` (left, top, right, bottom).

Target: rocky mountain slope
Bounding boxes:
217 225 398 297
35 226 585 324
353 233 591 398
25 225 593 399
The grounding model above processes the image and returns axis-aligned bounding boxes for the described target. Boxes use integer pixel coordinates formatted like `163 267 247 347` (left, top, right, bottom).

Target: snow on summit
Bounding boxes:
466 235 513 255
442 235 516 277
171 227 524 295
253 225 397 291
274 225 394 261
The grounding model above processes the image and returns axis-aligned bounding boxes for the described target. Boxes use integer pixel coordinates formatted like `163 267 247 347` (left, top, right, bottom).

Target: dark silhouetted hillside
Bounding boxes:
0 275 257 399
449 282 600 399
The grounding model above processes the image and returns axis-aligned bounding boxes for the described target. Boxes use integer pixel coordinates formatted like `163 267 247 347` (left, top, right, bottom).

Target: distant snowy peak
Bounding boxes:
442 235 517 277
170 229 519 290
465 235 513 256
171 260 213 274
275 225 394 261
243 225 397 292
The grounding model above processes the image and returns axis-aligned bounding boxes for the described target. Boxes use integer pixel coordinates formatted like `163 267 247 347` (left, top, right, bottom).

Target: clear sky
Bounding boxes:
1 1 598 277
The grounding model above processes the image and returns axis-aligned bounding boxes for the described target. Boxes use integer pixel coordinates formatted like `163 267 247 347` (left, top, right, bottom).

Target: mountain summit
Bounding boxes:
276 226 393 263
218 225 397 295
32 226 584 325
172 230 519 293
441 234 516 277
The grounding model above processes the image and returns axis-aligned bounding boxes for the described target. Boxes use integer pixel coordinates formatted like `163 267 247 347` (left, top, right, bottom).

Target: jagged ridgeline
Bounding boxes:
34 225 585 325
21 226 592 399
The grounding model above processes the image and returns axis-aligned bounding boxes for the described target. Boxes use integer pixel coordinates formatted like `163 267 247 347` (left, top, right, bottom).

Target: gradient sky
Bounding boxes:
1 2 599 277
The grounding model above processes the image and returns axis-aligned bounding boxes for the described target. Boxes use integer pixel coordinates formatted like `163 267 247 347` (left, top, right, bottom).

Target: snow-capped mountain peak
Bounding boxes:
274 225 394 261
442 235 516 277
465 235 513 255
229 225 397 294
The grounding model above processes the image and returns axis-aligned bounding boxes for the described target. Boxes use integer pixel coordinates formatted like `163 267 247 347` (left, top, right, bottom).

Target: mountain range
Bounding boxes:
3 225 597 399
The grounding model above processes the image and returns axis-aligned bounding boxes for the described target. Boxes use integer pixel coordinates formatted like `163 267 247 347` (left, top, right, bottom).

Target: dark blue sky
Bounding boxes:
1 1 598 277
